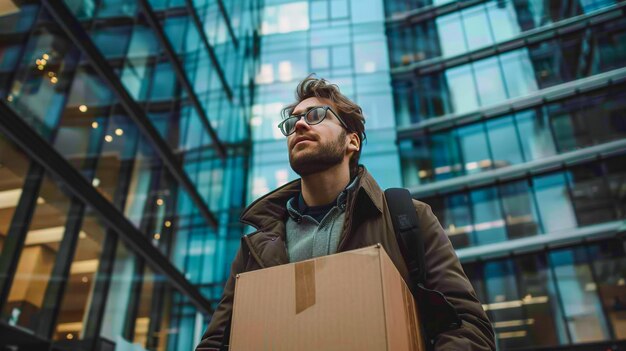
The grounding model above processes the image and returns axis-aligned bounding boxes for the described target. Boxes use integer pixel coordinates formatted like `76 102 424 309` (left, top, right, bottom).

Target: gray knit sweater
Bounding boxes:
285 177 359 262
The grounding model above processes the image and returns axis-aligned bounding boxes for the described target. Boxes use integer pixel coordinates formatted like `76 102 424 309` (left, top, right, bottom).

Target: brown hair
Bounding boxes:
282 75 366 178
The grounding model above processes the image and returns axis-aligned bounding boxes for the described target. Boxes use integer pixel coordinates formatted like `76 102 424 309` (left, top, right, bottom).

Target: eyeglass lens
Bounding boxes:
283 107 327 135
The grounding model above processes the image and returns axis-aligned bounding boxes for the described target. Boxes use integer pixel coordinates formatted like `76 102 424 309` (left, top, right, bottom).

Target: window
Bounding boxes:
92 114 140 204
149 62 177 101
429 193 474 249
567 163 616 226
353 41 388 73
132 266 156 347
580 0 617 13
0 135 32 254
310 0 329 21
483 260 527 349
550 248 611 343
587 240 626 340
512 254 567 347
121 58 152 101
500 49 538 98
8 31 80 138
330 0 349 19
53 208 107 341
456 124 491 175
436 12 466 57
470 187 507 245
261 2 309 35
91 26 132 58
605 157 626 218
462 5 493 52
96 0 137 18
445 65 478 115
331 45 351 68
1 174 72 335
164 16 188 54
431 130 462 181
499 180 541 239
126 26 159 59
100 240 135 341
533 172 577 233
486 0 520 42
311 48 329 69
515 109 556 161
349 0 384 24
124 138 156 228
486 116 524 168
474 56 507 107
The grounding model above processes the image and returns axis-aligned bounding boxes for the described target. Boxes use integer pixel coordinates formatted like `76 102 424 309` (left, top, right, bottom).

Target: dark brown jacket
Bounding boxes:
196 167 495 350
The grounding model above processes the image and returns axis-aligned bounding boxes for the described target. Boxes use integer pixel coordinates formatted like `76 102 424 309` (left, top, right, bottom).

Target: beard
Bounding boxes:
289 130 346 177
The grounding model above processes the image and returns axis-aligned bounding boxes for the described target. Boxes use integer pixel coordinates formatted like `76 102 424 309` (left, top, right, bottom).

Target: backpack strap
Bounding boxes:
384 188 462 345
384 188 426 287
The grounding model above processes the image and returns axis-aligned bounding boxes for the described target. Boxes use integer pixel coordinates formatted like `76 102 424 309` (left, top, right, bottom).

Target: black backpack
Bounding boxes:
384 188 462 348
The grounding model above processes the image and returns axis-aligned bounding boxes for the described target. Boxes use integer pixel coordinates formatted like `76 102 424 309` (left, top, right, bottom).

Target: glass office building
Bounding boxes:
386 0 626 349
0 0 261 350
252 0 626 350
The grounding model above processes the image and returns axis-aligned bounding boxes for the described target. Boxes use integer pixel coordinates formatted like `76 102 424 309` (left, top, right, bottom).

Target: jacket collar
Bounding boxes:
240 165 384 232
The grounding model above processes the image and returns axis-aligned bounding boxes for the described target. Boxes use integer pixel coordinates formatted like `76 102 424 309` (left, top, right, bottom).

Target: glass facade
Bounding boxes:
386 0 626 349
0 0 261 350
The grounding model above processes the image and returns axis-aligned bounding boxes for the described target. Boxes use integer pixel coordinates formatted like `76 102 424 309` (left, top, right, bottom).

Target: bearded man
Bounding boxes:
195 76 495 350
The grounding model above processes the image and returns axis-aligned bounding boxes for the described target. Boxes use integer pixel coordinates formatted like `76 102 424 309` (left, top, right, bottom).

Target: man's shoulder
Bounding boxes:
411 198 430 211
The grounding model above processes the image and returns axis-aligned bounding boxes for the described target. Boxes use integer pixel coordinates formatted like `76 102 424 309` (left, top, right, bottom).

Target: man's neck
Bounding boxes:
300 163 351 207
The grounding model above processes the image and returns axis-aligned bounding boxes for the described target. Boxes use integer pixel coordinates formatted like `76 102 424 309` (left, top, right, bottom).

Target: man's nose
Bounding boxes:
293 116 310 132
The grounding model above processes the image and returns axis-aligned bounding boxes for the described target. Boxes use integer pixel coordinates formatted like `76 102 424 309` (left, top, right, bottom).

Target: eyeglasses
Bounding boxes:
277 106 349 136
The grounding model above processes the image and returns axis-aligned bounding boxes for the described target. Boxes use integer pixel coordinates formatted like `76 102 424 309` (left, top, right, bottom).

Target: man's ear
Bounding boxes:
347 133 360 152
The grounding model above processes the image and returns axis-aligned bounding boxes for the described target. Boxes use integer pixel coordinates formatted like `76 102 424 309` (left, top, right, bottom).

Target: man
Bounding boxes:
196 76 495 350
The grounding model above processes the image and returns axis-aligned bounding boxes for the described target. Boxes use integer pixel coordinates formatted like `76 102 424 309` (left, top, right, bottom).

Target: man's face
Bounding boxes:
287 97 348 176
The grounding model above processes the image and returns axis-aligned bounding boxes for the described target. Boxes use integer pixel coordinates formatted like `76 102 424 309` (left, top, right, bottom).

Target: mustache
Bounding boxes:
289 134 318 149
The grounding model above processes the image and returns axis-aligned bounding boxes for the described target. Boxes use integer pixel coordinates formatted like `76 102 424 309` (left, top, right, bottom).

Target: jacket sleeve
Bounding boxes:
195 244 247 351
415 201 496 350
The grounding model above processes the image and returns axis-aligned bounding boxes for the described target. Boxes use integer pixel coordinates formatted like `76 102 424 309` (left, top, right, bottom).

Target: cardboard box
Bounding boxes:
230 245 425 351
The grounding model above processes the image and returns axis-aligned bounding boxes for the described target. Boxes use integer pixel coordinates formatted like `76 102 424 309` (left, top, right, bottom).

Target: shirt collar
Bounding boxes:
286 175 359 222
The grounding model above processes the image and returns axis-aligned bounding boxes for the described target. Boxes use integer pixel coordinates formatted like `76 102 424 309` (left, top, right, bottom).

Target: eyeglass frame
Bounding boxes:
277 105 350 136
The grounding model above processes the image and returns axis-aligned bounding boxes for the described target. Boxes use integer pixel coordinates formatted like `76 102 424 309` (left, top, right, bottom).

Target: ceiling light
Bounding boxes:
70 259 99 274
56 322 82 333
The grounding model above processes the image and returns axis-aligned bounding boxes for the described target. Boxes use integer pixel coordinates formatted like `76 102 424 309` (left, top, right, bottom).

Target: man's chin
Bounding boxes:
290 164 329 177
289 156 342 176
